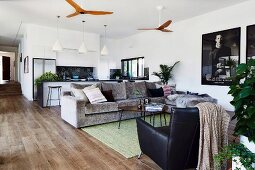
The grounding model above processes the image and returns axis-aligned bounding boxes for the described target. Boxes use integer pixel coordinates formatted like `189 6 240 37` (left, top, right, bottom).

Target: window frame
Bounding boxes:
121 57 144 79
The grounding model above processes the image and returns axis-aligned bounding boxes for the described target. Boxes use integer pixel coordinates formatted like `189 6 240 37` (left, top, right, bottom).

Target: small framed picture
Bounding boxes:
24 56 29 73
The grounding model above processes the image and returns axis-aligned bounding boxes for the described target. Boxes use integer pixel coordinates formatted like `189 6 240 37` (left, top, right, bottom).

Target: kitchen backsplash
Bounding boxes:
56 66 94 79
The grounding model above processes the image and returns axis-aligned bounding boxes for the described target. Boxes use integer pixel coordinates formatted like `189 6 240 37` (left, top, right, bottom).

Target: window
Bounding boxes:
121 57 144 79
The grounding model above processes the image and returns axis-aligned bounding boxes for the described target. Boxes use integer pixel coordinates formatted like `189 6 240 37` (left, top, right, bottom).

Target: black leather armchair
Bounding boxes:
136 108 200 170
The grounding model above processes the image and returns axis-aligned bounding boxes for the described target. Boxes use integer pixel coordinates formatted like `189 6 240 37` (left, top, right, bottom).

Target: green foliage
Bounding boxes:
229 59 255 142
113 70 122 78
226 58 238 67
35 72 60 87
215 143 255 170
152 61 180 85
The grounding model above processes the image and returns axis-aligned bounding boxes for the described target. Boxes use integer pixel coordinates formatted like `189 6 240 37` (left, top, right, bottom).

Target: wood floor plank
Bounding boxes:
0 95 237 170
0 95 162 170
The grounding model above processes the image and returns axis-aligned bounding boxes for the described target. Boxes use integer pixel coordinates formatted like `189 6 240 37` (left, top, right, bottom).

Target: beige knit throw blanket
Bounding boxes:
196 102 230 170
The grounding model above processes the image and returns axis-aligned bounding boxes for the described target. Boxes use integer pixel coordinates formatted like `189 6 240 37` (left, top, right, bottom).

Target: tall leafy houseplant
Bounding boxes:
228 59 255 142
35 72 60 87
152 61 180 85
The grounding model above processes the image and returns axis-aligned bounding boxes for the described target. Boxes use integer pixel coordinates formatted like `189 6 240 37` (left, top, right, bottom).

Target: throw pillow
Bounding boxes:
147 88 164 97
156 83 176 95
71 87 88 101
83 87 107 104
101 90 115 102
162 85 171 97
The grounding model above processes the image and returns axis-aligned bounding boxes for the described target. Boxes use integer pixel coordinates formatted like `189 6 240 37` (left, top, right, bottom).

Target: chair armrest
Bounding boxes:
136 118 169 168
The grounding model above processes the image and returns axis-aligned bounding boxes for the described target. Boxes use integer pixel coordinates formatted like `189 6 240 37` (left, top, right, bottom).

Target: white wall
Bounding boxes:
19 24 101 100
97 38 119 80
111 0 255 111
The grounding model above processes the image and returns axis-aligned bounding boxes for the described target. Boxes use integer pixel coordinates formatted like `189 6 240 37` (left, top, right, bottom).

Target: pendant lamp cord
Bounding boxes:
57 16 60 39
104 25 107 45
82 21 85 42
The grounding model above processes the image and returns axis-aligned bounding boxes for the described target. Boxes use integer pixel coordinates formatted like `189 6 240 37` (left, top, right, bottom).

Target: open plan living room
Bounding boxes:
0 0 255 169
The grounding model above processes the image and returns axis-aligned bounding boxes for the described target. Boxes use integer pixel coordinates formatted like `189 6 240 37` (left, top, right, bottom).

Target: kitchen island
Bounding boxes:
38 80 122 107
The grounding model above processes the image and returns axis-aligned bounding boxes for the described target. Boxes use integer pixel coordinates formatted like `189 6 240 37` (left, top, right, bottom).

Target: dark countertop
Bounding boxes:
42 79 123 83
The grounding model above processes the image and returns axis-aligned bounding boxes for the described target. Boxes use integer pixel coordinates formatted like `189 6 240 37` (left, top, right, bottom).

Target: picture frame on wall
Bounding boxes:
201 27 240 86
24 56 29 73
246 24 255 61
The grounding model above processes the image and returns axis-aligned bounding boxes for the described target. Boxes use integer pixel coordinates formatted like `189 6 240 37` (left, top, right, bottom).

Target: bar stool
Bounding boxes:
46 86 62 108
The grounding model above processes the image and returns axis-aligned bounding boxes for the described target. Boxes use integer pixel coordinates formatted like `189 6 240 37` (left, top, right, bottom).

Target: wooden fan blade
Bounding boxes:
66 12 80 18
160 29 173 32
66 0 83 11
85 11 113 15
137 28 157 30
158 20 172 30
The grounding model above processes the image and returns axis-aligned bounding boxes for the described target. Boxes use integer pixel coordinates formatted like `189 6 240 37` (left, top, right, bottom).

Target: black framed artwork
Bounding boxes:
201 27 240 86
247 24 255 61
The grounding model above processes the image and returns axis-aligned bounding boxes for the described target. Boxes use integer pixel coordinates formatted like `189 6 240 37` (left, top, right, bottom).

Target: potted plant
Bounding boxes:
215 59 255 169
35 72 60 87
215 143 255 170
152 61 180 85
113 69 122 79
35 72 60 106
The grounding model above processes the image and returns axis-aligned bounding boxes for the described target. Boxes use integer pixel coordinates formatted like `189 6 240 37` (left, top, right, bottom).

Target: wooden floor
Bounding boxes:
0 95 160 170
0 95 237 170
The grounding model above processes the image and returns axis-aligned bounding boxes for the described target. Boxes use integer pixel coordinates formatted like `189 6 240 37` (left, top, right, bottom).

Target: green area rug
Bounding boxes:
81 115 170 158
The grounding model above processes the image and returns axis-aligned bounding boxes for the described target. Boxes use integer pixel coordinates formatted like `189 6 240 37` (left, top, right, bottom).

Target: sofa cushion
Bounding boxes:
101 82 127 100
71 87 87 100
125 81 148 99
71 83 101 90
146 82 156 97
85 102 118 114
102 90 115 102
148 88 164 97
116 99 140 107
145 82 156 89
149 97 165 104
83 87 107 104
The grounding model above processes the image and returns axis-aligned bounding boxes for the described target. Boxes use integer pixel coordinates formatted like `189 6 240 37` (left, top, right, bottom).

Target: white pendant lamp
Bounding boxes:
52 16 63 52
78 20 88 54
101 25 109 56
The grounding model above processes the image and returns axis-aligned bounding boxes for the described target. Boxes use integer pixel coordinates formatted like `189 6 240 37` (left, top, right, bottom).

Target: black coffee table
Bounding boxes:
118 105 169 129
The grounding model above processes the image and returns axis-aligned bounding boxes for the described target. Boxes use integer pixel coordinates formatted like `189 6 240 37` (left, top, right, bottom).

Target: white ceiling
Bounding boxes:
0 0 249 46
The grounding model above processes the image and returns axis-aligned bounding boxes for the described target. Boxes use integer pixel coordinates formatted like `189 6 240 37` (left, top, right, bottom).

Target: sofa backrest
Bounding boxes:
167 107 200 170
125 81 148 99
101 82 127 100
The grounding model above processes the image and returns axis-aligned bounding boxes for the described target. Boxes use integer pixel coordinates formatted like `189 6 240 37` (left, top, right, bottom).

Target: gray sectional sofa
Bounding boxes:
61 81 164 128
61 81 217 128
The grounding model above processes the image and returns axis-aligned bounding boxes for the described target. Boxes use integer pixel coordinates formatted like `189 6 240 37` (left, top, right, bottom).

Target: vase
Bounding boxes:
232 135 255 169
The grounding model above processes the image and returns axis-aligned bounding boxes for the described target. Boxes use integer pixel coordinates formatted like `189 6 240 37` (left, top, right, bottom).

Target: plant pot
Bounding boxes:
232 135 255 169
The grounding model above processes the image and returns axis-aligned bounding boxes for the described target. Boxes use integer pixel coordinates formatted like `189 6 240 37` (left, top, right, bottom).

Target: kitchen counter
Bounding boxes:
42 79 123 83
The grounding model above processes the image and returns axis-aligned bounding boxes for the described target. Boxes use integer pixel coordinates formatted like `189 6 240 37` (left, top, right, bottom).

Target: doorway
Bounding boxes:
2 56 10 80
0 51 16 83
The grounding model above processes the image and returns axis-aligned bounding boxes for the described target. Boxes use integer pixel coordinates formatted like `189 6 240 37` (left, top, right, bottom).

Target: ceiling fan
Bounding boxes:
138 6 173 32
65 0 113 18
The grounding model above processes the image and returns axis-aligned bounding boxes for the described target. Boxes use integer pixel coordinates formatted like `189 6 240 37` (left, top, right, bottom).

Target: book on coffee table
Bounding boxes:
144 103 165 112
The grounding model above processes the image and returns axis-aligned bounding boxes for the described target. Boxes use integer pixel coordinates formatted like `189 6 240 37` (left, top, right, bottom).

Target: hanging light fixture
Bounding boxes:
78 20 88 54
101 25 109 56
52 16 63 52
